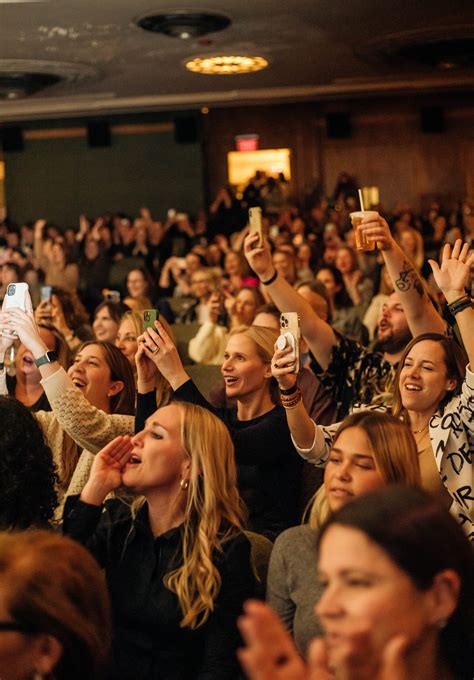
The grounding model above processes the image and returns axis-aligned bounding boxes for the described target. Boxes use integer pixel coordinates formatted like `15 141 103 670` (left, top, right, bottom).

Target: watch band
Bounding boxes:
35 351 58 368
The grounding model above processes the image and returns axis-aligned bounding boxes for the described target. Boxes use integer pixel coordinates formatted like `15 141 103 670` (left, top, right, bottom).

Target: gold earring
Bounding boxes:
180 479 189 491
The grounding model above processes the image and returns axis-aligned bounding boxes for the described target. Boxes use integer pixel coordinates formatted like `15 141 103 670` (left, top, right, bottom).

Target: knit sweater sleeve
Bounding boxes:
188 321 228 365
40 367 135 453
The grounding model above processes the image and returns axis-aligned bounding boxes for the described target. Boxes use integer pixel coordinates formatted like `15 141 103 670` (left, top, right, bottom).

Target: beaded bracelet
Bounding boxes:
260 269 278 286
280 388 302 409
448 295 472 316
281 394 302 410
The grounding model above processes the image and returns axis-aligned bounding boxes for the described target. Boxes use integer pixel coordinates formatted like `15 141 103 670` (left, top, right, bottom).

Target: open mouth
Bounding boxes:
405 383 421 391
22 355 35 366
127 455 141 465
223 375 239 385
71 377 87 388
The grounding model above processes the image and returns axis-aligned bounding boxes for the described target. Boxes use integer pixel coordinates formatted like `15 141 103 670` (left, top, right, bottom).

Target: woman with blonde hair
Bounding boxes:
135 321 302 539
0 530 111 680
266 411 421 656
116 309 174 404
63 402 255 680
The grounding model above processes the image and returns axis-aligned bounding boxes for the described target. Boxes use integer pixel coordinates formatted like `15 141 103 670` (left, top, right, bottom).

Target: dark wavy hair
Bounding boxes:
51 286 90 330
0 396 58 529
319 486 473 680
317 264 353 309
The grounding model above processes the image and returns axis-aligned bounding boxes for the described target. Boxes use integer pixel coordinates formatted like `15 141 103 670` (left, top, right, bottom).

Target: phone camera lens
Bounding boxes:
8 284 16 295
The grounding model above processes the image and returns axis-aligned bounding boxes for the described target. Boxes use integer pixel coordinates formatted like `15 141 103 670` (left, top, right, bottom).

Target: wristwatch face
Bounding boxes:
35 351 58 367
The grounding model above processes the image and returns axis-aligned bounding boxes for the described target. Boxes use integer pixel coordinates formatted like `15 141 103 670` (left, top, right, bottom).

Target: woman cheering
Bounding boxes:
63 403 255 680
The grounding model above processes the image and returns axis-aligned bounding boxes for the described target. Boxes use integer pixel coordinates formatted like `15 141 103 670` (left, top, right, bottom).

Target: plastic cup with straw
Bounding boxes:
349 189 378 251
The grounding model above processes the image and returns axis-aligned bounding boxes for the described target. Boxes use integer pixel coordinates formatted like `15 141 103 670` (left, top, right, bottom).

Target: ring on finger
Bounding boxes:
152 346 160 354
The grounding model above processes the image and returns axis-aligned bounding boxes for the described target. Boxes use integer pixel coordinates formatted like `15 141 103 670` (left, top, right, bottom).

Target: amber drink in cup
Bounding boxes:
350 210 379 251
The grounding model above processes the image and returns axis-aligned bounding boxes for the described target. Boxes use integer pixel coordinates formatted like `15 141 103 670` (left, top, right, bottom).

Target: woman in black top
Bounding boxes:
136 322 302 539
63 401 255 680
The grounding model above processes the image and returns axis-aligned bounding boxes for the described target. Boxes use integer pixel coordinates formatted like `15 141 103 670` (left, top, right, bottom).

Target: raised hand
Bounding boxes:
135 337 158 392
428 240 474 303
0 307 46 358
207 292 222 325
139 320 189 390
271 343 298 390
357 215 393 251
81 436 133 505
243 233 274 281
237 600 311 680
34 218 47 239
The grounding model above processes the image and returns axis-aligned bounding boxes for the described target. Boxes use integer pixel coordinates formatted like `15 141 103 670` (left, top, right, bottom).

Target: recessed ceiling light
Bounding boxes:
136 12 230 40
185 56 269 75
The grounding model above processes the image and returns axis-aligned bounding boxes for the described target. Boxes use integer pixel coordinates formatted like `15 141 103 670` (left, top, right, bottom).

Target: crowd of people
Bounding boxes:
0 172 472 680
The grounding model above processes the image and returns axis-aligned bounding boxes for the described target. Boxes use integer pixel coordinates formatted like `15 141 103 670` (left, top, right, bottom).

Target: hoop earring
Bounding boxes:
180 479 189 491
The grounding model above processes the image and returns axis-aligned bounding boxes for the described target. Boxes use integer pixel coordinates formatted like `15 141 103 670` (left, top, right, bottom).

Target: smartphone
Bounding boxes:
103 289 121 304
3 282 30 338
40 286 52 303
143 309 159 332
277 312 300 373
249 207 263 247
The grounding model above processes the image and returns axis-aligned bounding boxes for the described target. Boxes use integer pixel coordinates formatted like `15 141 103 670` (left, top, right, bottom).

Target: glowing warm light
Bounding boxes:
185 55 268 75
228 149 291 186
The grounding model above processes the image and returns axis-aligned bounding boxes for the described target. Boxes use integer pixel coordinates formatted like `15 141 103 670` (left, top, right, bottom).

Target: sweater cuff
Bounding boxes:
40 366 74 400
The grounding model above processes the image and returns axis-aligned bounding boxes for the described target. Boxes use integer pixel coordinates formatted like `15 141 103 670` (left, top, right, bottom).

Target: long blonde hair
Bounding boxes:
309 411 421 530
133 402 246 629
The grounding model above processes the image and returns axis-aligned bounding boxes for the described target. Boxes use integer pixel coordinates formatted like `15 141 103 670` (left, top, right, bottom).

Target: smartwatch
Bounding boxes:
35 351 58 368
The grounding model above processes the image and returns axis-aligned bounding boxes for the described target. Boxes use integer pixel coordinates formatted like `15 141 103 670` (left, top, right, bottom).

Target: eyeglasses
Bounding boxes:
0 621 36 634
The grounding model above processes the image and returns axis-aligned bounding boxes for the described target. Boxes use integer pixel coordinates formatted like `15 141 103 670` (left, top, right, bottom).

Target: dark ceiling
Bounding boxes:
0 0 473 121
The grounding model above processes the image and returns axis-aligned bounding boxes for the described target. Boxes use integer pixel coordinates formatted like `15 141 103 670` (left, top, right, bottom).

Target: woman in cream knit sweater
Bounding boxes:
0 308 137 517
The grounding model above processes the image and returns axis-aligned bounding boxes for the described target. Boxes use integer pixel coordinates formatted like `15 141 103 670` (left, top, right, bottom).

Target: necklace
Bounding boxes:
411 423 429 434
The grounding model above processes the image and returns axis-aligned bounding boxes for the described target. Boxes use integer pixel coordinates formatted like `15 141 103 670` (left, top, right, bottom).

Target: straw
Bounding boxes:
358 189 365 211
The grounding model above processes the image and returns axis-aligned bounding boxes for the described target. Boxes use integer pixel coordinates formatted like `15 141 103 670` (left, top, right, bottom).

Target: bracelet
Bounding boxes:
280 388 302 409
448 295 472 316
281 393 302 409
260 269 278 286
280 383 298 396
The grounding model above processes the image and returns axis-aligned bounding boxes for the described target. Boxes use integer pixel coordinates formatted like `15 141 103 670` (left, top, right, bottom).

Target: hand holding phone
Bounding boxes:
249 207 263 248
2 283 31 338
277 312 300 373
143 309 159 332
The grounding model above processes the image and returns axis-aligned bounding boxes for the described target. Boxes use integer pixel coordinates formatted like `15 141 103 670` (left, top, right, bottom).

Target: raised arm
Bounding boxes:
271 343 335 466
0 308 134 451
429 240 474 368
243 233 337 371
358 215 445 336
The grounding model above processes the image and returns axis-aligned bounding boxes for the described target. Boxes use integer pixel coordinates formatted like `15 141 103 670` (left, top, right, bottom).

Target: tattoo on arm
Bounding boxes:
395 260 424 297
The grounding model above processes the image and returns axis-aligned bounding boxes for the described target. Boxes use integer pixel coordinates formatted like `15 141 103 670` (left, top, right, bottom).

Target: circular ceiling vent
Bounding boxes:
0 60 98 99
356 25 474 71
136 11 231 39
